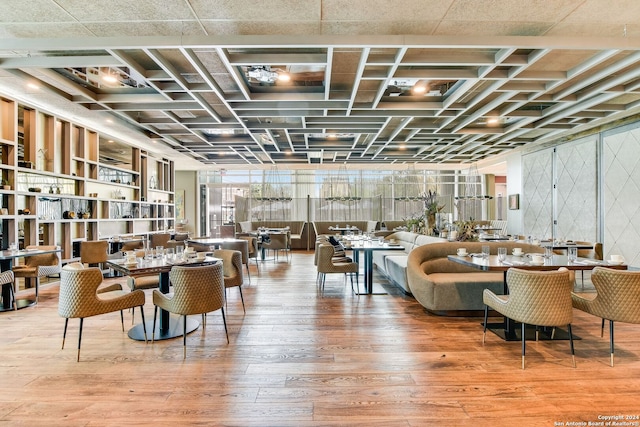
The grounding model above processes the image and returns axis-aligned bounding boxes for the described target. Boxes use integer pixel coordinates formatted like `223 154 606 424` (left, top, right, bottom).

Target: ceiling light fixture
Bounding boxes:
277 73 291 82
102 72 118 84
412 82 428 95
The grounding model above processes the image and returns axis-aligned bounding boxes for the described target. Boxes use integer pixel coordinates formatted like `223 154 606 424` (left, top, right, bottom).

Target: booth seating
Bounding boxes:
406 242 545 315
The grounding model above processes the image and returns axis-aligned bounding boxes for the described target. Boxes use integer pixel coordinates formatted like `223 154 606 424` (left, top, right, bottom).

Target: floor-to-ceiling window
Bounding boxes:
199 168 489 232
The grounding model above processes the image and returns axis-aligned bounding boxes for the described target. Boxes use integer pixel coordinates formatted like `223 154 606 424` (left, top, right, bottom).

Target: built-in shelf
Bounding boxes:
0 95 175 260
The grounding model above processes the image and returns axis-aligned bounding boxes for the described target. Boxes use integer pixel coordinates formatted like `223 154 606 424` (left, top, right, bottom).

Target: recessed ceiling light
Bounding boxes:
487 117 500 125
278 73 291 82
412 84 427 94
103 74 118 84
27 83 39 90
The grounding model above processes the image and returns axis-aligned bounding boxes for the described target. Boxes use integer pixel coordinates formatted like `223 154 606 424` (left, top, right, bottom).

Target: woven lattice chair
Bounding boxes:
0 270 16 310
213 249 245 313
152 263 228 358
316 243 359 295
12 245 61 303
221 239 251 281
572 267 640 367
483 267 575 369
58 263 147 362
262 233 289 262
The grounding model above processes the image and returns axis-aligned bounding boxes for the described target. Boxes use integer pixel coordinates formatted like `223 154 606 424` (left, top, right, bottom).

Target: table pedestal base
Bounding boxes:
485 322 580 341
356 283 388 296
0 298 36 312
128 315 200 341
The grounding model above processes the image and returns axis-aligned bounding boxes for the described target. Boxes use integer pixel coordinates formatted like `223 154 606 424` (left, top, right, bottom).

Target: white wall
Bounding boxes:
507 120 640 267
506 152 523 236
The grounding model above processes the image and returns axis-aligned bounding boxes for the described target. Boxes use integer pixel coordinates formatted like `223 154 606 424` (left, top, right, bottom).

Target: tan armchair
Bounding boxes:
221 239 251 280
80 240 109 267
483 267 575 369
149 233 171 249
152 263 228 358
572 267 640 366
213 249 245 313
12 245 61 303
236 235 260 271
316 243 359 295
262 233 289 262
58 263 147 361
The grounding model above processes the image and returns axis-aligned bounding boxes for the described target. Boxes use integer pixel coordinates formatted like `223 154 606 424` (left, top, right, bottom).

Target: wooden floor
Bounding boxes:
1 251 639 426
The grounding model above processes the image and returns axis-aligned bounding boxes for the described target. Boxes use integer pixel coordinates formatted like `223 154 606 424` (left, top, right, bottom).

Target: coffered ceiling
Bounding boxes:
1 0 640 171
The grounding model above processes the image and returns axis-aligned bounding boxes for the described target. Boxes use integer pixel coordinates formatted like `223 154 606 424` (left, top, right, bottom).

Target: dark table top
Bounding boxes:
447 254 626 272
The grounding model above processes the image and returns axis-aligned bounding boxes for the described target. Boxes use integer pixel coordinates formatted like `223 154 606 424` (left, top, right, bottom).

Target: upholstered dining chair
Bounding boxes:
58 263 147 362
152 263 228 358
221 239 251 281
149 232 171 249
572 267 640 367
213 248 245 313
316 243 359 295
0 270 16 310
262 233 289 262
12 245 61 303
79 239 109 267
236 235 260 272
483 267 575 369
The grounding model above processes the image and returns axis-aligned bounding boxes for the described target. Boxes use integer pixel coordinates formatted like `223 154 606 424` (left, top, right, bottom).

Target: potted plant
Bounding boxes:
2 179 10 190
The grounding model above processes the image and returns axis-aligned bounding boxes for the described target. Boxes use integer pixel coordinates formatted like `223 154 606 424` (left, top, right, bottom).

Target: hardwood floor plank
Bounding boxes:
1 250 639 426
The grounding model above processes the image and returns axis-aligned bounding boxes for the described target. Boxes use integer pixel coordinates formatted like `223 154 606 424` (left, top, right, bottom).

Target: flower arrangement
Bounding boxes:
404 212 426 233
423 189 445 216
454 218 479 241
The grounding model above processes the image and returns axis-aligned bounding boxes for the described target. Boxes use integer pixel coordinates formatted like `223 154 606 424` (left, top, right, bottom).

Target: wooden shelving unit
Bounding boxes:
0 95 175 262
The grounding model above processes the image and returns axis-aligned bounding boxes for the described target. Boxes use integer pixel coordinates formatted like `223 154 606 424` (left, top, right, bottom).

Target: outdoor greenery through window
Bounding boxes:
199 169 489 226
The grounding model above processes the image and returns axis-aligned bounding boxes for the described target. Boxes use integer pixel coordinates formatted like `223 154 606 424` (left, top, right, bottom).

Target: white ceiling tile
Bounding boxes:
56 0 194 22
443 0 581 23
190 0 320 20
0 0 73 22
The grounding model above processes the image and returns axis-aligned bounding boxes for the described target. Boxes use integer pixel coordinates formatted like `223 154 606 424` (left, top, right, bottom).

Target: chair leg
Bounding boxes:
609 320 615 367
567 323 576 368
77 318 84 362
35 277 40 303
482 305 489 344
152 306 158 342
521 322 526 370
601 318 605 337
139 305 147 343
183 315 187 359
120 310 125 332
62 318 69 349
238 287 245 313
354 272 359 297
221 307 229 344
245 264 251 281
8 283 16 310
